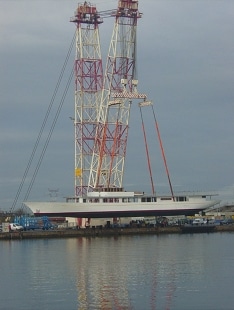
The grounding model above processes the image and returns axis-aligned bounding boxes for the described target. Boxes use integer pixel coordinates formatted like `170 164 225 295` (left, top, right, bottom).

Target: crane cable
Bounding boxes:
10 32 76 213
151 104 175 200
139 106 155 195
22 66 74 210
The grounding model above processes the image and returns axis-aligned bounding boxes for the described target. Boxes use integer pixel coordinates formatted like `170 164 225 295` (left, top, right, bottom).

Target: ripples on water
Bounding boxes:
1 233 234 310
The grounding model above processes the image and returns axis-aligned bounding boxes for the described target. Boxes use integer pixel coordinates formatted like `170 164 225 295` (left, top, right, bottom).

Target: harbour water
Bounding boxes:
1 232 234 310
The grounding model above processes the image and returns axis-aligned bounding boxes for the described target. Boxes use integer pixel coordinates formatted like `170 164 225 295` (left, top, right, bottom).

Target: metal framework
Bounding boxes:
89 0 144 192
70 2 103 197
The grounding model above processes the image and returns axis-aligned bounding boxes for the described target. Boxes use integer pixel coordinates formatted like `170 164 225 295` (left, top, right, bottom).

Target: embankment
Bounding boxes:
1 225 234 240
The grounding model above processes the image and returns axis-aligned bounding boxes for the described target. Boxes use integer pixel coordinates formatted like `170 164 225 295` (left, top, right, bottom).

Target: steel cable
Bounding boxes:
10 32 76 213
21 66 75 210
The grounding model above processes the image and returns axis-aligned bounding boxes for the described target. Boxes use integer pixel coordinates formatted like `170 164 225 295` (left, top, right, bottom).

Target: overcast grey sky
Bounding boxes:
1 0 234 211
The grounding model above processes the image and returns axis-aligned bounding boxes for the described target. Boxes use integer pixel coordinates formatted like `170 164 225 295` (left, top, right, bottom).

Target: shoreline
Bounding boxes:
1 225 234 240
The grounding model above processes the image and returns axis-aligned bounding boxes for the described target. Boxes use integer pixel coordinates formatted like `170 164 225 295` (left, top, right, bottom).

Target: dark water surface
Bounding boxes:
0 232 234 310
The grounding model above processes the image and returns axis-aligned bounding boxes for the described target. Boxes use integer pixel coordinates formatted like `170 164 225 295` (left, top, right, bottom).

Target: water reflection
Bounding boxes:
70 237 132 309
1 233 234 309
65 235 187 309
64 233 234 310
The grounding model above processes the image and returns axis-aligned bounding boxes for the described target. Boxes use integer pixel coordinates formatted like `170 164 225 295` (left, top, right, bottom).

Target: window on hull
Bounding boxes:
141 197 157 203
176 196 187 202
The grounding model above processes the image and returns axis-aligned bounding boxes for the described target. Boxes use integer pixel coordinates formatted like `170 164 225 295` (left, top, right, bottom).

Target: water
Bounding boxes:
0 232 234 310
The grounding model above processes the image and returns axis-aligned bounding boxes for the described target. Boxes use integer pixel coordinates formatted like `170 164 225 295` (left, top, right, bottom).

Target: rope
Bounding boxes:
151 105 175 200
22 67 74 210
10 32 76 213
139 106 155 195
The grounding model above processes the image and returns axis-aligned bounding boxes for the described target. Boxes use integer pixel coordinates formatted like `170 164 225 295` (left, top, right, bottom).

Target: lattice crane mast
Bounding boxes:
89 0 147 192
70 2 104 198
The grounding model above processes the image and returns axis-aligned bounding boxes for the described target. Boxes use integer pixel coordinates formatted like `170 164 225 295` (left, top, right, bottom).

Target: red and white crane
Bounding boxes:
70 2 104 198
71 0 174 199
89 0 147 192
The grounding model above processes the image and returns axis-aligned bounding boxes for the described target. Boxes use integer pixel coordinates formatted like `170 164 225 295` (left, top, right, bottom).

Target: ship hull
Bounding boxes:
24 199 219 218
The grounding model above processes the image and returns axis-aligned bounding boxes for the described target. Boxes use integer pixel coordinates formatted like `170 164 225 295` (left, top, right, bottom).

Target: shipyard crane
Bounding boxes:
70 1 145 197
70 2 104 198
87 0 174 199
88 0 148 192
69 0 174 205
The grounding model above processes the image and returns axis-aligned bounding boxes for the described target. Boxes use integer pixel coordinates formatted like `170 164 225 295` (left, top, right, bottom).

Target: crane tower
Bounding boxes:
89 0 146 192
70 2 103 197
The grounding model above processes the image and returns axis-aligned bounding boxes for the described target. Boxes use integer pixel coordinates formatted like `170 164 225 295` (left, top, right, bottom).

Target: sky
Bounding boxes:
0 0 234 211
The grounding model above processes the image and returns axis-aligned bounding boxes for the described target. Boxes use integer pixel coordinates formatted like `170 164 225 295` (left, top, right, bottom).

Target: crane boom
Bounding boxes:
89 0 144 192
71 2 104 197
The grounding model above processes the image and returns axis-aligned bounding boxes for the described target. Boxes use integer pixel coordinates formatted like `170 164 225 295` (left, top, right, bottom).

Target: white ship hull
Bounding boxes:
24 191 219 218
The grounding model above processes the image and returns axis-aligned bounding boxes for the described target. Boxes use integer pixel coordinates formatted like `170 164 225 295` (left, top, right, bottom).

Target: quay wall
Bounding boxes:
0 225 234 240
